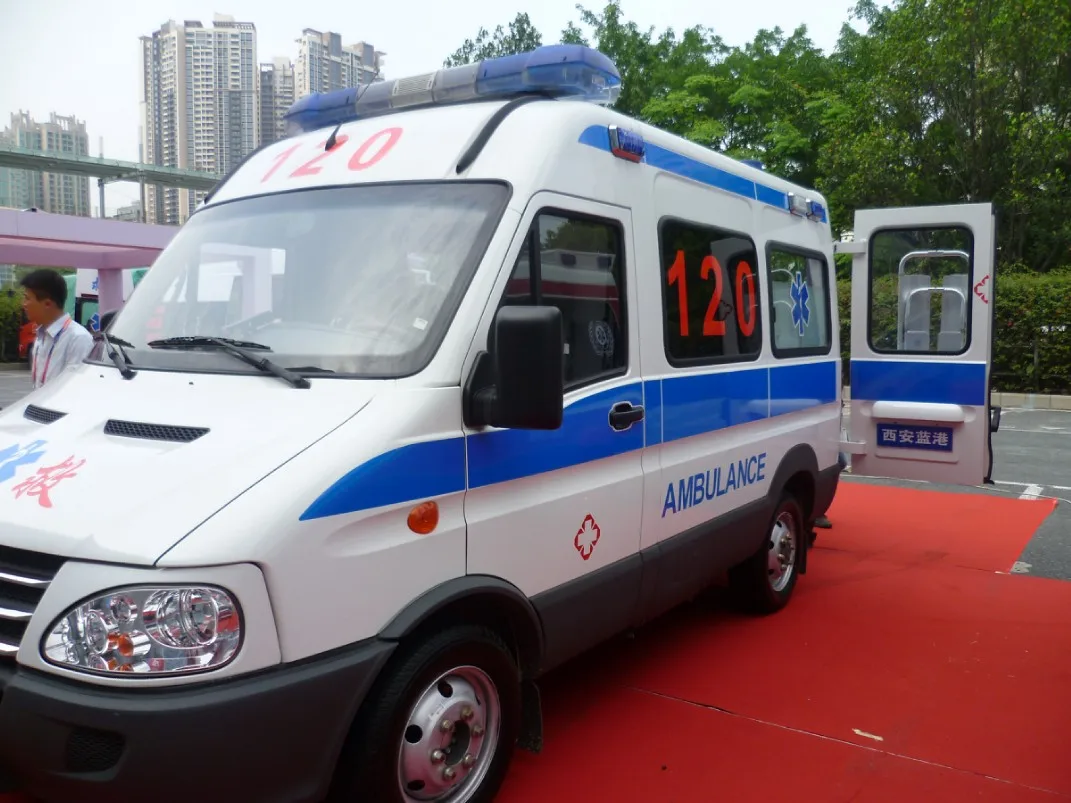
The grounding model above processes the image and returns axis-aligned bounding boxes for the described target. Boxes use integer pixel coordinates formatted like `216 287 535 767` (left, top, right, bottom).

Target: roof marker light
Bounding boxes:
788 193 810 216
608 125 645 163
741 159 764 171
283 45 623 136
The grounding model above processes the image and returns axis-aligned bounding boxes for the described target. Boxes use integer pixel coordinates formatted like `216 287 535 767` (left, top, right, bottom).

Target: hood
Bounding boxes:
0 363 378 565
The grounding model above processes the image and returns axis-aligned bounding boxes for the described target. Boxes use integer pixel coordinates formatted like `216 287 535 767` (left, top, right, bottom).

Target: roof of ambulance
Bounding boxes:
205 97 829 214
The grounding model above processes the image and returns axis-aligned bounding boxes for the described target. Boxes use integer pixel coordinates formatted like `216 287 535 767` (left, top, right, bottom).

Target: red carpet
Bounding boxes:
498 484 1067 802
2 483 1066 802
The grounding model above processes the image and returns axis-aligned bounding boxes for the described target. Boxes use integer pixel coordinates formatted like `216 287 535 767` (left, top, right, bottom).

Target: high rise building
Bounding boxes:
139 15 258 225
259 57 296 145
0 111 91 216
295 30 385 99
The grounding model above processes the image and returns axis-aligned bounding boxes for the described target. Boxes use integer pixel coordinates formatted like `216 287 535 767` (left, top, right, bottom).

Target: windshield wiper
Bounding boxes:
147 336 311 389
99 332 136 380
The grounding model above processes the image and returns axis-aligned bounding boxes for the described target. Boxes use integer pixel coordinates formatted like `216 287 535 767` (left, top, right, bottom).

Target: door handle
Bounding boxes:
608 401 645 431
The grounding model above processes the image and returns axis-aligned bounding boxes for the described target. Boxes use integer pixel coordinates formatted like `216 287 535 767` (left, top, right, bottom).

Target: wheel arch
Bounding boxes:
768 443 819 520
766 443 820 574
378 574 545 677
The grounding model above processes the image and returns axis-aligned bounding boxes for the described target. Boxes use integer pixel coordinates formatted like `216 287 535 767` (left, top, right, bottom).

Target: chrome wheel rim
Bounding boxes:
396 665 501 802
767 510 797 593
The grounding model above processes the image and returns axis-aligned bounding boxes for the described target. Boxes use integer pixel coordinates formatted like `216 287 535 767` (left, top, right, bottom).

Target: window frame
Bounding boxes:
764 241 835 360
865 225 975 357
498 205 630 393
656 215 764 369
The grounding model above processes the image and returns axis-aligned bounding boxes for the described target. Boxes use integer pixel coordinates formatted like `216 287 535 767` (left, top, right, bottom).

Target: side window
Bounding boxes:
868 227 973 354
502 211 626 389
767 245 832 357
659 218 762 364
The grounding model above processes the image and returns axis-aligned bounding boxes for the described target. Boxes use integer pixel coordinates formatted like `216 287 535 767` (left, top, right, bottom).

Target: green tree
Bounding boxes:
443 13 543 66
561 2 722 118
818 0 1071 267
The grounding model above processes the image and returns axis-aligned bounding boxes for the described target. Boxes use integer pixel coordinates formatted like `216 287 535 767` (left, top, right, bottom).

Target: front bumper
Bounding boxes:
0 637 395 803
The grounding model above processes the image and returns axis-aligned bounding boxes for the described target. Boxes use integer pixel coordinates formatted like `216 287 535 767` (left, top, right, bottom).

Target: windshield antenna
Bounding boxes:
325 61 383 151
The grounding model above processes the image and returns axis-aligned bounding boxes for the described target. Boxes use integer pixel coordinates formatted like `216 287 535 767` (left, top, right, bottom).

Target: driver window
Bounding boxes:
501 211 627 390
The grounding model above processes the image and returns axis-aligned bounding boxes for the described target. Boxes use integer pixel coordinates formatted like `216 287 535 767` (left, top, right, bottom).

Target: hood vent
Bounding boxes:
104 419 209 443
24 405 67 424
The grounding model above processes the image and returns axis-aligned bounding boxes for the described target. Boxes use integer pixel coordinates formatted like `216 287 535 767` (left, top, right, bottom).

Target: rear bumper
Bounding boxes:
0 637 395 803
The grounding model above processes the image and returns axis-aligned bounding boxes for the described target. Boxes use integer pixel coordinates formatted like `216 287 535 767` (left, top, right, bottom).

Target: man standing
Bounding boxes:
21 269 94 389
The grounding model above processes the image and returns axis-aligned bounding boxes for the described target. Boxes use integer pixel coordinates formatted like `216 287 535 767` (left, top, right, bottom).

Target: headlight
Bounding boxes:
42 586 242 676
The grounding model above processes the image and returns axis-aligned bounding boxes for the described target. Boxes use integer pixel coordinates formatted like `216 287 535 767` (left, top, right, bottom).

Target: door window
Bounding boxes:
501 211 627 390
868 226 973 355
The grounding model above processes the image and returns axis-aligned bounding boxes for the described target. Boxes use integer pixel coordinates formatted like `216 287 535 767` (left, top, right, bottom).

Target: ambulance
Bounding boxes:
0 45 997 803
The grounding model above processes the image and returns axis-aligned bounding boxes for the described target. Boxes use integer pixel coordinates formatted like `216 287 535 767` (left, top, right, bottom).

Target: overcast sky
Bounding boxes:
0 0 877 213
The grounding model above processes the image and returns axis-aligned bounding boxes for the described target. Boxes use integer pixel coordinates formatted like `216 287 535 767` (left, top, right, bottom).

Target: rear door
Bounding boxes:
840 203 996 486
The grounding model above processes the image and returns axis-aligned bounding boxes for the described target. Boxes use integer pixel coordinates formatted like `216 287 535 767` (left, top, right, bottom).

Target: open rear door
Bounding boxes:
839 203 996 486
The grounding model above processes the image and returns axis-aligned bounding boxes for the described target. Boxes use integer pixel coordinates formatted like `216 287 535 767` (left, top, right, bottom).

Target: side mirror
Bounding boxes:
465 305 564 430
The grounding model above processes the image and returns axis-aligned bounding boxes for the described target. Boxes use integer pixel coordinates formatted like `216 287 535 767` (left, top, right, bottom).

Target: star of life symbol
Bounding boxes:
12 456 86 508
0 440 48 484
574 513 601 561
790 270 810 337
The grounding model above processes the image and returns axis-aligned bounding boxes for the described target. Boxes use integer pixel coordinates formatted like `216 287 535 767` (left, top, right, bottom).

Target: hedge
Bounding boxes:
0 292 22 363
3 271 1069 393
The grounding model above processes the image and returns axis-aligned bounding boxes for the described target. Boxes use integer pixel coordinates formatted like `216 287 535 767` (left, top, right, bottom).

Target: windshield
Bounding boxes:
104 182 509 377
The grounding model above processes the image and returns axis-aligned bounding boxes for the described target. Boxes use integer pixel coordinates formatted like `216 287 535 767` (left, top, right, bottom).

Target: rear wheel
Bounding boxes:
729 493 803 613
330 625 521 803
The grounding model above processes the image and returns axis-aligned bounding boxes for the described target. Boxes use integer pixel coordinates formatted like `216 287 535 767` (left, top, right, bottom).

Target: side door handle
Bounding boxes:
608 401 645 431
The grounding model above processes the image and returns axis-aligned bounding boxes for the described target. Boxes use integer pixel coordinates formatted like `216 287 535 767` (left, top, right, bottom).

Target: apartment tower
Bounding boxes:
139 15 258 225
0 111 91 216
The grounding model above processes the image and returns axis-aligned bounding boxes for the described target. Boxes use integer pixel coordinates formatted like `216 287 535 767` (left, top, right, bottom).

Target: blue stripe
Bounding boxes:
661 365 769 443
770 360 838 413
300 361 839 520
851 360 987 406
576 125 827 224
467 382 645 488
299 437 466 521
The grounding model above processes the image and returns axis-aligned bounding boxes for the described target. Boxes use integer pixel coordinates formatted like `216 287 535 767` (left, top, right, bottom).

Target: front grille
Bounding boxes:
0 545 64 663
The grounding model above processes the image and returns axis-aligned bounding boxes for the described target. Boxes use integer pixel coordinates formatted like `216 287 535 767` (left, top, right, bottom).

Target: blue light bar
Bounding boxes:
284 44 622 136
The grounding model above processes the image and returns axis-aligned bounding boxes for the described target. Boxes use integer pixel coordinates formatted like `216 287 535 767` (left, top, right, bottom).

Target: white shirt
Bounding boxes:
31 314 95 389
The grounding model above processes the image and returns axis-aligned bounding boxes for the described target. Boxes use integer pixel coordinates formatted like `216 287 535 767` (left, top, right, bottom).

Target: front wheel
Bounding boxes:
330 625 522 803
728 493 804 614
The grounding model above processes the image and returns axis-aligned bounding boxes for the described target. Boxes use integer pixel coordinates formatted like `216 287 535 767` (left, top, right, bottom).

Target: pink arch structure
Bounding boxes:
0 208 177 313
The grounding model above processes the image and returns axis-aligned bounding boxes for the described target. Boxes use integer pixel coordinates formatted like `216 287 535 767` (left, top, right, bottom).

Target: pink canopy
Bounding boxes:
0 208 176 312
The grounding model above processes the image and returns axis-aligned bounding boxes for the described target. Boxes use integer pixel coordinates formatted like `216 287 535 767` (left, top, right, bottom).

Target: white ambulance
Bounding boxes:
0 45 997 803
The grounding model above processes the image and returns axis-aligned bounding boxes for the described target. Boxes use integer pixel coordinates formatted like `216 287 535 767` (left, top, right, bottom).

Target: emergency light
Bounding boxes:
283 45 623 136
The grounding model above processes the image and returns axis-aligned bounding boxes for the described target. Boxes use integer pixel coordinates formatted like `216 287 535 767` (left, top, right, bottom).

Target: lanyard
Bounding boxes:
32 317 72 387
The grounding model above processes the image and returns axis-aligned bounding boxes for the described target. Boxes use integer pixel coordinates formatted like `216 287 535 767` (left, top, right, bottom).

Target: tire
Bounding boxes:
329 625 522 803
728 493 804 614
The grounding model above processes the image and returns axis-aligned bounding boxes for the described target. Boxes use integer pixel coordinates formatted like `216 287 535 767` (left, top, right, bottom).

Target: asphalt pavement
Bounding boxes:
0 367 1067 579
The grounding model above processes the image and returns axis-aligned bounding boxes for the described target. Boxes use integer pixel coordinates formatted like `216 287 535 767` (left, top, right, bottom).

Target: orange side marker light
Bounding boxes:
408 501 439 535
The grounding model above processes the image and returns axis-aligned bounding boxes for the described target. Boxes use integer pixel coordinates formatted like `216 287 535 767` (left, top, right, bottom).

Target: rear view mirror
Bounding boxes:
464 306 564 430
